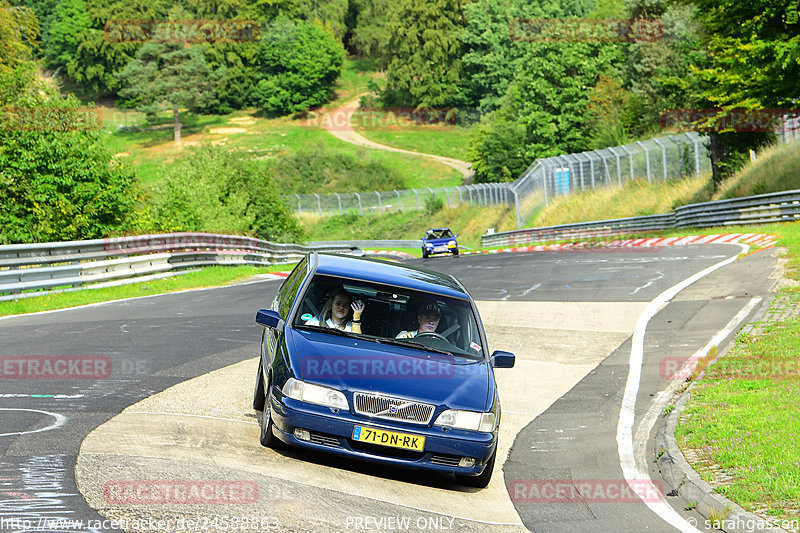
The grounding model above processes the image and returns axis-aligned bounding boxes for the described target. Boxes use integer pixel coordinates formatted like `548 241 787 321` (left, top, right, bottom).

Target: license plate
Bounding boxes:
352 426 425 451
433 246 447 252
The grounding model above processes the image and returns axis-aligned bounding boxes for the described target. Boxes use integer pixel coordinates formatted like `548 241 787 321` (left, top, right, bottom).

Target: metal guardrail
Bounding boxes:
482 189 800 247
306 239 422 249
0 233 358 301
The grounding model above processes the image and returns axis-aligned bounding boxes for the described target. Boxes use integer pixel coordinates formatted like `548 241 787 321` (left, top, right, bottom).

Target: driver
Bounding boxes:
396 303 441 339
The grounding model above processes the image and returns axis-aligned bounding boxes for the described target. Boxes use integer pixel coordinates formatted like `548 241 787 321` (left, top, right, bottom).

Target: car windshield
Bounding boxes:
293 274 484 360
426 229 454 239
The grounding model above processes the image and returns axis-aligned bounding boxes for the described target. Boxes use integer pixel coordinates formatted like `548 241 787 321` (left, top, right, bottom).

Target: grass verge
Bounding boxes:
0 265 293 318
675 288 800 522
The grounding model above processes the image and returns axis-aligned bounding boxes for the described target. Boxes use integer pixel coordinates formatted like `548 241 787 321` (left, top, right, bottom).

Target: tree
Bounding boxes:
381 0 464 108
676 0 798 185
0 1 38 72
148 147 303 242
117 39 224 143
0 90 138 244
252 16 343 115
346 0 392 66
467 86 529 183
458 0 566 113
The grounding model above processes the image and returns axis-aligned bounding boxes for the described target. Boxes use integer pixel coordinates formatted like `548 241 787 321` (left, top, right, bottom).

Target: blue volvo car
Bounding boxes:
253 253 514 487
421 228 459 258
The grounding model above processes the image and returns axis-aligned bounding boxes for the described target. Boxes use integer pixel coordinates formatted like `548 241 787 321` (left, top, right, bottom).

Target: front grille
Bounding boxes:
353 392 434 425
430 454 461 467
308 432 340 447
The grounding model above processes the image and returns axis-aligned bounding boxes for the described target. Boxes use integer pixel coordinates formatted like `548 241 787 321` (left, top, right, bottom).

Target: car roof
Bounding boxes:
427 227 451 232
313 253 469 300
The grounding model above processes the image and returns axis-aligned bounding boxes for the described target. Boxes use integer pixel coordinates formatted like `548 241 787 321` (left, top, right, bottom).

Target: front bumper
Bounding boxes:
268 392 496 476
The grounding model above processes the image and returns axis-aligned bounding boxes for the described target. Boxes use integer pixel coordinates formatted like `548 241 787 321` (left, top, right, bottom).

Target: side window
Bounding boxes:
276 259 307 319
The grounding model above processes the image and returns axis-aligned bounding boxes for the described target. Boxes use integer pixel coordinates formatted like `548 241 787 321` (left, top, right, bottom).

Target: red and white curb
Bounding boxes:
461 233 778 255
364 250 416 259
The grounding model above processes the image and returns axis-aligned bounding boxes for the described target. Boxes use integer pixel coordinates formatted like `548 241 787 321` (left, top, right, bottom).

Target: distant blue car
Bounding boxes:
253 253 514 487
421 227 459 258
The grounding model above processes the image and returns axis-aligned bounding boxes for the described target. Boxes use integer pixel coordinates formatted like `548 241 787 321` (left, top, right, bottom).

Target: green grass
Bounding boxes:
352 121 474 162
0 265 293 318
675 288 800 517
300 203 518 250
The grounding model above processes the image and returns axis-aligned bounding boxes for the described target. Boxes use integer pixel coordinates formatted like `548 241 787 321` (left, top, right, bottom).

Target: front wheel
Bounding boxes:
259 387 282 449
452 248 459 256
455 448 495 488
422 248 429 258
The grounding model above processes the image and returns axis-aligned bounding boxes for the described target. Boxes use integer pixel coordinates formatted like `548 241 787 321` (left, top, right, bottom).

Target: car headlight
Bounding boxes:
447 240 456 247
425 243 434 248
434 409 496 432
282 378 348 410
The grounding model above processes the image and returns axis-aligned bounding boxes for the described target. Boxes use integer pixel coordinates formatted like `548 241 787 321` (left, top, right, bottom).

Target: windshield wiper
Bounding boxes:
379 337 456 356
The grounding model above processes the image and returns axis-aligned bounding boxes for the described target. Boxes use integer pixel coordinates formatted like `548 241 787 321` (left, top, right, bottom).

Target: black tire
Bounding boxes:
455 448 495 488
252 360 265 411
259 395 276 447
422 248 429 258
453 248 459 256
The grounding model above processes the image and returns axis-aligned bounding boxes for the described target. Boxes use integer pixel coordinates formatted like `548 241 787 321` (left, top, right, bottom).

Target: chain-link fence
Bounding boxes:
291 183 514 216
286 131 760 228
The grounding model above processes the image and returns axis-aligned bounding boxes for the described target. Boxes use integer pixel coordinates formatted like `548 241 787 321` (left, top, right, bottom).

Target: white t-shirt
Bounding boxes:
305 316 355 332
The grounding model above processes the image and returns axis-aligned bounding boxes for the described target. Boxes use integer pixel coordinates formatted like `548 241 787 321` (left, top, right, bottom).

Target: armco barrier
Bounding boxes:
0 233 357 301
482 190 800 247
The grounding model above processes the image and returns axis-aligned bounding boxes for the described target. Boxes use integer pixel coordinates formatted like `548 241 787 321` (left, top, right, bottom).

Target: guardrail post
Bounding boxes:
314 193 322 215
413 188 419 210
335 192 342 214
376 191 382 213
589 152 597 189
295 194 302 214
637 141 652 183
457 187 463 205
355 192 362 215
443 187 450 207
394 189 401 212
513 188 521 228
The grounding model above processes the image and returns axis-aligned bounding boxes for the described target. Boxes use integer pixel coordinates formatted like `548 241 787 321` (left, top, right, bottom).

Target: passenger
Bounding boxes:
305 288 364 333
396 303 441 338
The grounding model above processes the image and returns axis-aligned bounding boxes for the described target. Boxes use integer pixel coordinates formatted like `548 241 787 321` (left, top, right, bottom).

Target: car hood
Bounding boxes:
288 328 491 412
424 237 454 245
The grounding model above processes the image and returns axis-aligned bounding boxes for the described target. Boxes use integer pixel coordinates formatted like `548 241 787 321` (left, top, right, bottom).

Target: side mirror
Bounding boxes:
490 350 515 368
256 309 284 330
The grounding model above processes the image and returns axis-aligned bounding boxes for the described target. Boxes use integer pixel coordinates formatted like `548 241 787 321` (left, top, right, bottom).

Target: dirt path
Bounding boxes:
321 96 474 183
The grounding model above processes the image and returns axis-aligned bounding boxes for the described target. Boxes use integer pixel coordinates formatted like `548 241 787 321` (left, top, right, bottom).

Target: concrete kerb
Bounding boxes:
656 394 783 533
654 314 786 533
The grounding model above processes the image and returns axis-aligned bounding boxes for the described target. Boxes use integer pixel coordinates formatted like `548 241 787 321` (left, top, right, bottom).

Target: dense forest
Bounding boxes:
1 0 798 244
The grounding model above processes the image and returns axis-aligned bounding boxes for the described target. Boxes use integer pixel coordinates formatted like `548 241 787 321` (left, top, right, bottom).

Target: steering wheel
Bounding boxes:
415 332 449 342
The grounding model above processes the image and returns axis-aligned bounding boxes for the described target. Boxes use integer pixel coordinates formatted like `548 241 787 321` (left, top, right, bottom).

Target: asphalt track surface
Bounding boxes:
0 245 778 533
